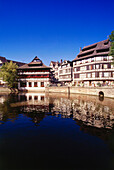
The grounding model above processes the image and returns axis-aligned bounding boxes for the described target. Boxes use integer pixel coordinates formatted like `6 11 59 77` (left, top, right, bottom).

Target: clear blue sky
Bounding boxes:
0 0 114 65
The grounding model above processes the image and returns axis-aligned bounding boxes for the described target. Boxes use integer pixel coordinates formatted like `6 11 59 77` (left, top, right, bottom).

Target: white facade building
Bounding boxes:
58 60 73 85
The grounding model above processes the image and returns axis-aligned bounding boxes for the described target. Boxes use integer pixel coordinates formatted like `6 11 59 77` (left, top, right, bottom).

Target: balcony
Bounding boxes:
73 59 112 68
18 72 49 75
73 77 114 81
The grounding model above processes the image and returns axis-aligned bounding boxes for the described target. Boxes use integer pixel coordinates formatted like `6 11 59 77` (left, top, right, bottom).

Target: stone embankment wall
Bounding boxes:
0 87 10 93
45 86 114 98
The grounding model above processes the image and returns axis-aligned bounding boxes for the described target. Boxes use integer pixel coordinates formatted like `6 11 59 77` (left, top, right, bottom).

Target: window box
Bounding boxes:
41 82 44 87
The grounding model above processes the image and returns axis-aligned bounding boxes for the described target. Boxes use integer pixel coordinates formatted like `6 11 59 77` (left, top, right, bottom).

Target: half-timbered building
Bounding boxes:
18 56 51 91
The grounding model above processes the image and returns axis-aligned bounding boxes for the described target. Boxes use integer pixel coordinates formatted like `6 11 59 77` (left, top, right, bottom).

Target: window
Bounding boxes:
104 72 111 77
108 63 111 68
103 64 108 69
34 59 40 62
80 74 86 79
41 96 44 101
34 82 38 87
29 82 32 87
103 56 107 61
29 96 32 100
90 65 93 70
104 72 109 77
91 58 94 62
87 65 89 70
68 68 71 72
96 65 100 69
82 60 85 64
74 74 79 78
80 66 85 71
87 73 91 78
34 96 38 100
20 81 26 87
76 67 80 71
85 59 89 63
92 73 95 78
95 72 99 78
41 82 44 87
92 65 95 70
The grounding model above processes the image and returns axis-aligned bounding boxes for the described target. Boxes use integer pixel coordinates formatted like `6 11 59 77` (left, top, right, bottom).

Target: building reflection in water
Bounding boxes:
0 92 114 129
16 93 50 125
72 98 114 129
48 93 114 130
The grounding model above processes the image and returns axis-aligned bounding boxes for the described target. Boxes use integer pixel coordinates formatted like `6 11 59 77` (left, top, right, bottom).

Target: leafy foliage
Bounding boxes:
109 31 114 65
0 61 18 92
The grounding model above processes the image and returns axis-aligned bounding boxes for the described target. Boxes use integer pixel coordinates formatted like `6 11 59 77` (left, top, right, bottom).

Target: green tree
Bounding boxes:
109 31 114 65
0 61 18 92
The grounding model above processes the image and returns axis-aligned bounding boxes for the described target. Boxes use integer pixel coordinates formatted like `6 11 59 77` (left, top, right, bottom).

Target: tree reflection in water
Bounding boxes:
0 94 19 123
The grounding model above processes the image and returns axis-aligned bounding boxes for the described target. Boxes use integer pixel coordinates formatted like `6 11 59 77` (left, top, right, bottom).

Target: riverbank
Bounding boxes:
0 86 114 98
45 86 114 98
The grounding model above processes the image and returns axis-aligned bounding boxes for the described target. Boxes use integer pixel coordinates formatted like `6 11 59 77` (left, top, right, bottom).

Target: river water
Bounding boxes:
0 93 114 170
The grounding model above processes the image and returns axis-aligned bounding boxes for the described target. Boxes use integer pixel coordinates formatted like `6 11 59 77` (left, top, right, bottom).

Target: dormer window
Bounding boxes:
28 56 43 66
104 40 109 45
34 59 40 62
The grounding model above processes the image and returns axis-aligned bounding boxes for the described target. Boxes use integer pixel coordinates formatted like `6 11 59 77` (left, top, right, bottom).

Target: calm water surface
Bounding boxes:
0 93 114 170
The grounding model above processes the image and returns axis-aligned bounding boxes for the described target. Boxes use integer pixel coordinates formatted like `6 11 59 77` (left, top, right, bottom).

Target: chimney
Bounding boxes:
80 47 82 51
61 59 63 64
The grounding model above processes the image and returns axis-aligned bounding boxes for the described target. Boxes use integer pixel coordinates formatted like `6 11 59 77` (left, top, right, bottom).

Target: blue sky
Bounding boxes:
0 0 114 65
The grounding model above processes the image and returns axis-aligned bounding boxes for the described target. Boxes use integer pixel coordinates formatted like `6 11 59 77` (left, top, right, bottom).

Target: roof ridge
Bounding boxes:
83 39 109 49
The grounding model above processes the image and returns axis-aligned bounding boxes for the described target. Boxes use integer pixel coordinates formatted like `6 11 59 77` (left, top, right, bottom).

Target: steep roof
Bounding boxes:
49 61 60 66
0 56 7 63
73 39 111 61
18 56 51 69
50 61 57 64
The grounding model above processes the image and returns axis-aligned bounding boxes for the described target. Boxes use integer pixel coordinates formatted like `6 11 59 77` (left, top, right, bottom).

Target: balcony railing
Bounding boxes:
18 72 49 75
